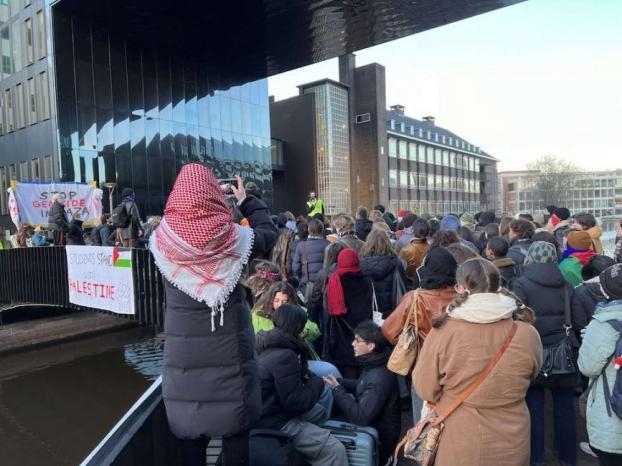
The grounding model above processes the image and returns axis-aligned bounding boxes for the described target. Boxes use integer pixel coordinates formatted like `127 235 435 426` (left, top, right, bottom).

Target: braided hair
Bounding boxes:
433 258 535 327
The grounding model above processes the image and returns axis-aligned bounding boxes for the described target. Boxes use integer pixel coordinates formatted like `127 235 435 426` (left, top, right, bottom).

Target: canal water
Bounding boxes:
0 327 164 466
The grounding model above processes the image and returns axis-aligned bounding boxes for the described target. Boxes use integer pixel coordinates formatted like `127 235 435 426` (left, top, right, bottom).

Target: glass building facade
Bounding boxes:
0 0 272 219
53 12 272 216
301 80 351 215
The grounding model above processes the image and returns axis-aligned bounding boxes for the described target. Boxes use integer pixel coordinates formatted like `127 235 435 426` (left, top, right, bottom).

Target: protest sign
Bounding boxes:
66 246 135 315
7 182 103 228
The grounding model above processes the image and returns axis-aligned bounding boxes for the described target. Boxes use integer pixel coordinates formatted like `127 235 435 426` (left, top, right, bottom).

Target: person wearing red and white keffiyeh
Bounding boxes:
150 163 277 465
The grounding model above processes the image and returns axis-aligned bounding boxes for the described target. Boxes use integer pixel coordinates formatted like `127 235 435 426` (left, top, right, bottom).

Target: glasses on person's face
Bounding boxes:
353 336 367 344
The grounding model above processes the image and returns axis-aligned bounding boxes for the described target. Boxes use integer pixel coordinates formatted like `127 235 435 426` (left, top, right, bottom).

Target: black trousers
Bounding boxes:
591 446 622 466
52 230 65 246
179 431 249 466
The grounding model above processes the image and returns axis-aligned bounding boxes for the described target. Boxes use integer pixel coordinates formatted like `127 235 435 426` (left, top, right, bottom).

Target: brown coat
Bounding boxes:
413 319 542 466
381 288 455 346
398 239 429 282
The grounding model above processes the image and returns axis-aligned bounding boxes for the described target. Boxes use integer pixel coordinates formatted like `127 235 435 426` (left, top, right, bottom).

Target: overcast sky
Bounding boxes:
268 0 622 172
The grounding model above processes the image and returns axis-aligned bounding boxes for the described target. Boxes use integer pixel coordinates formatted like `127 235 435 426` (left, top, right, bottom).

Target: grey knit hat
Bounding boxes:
525 241 558 264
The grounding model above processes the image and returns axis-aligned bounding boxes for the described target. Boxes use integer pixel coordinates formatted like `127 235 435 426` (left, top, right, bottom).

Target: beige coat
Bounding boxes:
413 318 542 466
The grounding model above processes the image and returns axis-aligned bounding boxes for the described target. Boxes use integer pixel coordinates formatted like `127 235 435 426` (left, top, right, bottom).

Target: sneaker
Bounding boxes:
579 442 598 458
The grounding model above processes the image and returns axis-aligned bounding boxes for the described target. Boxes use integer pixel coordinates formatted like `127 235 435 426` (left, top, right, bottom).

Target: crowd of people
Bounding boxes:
4 170 622 466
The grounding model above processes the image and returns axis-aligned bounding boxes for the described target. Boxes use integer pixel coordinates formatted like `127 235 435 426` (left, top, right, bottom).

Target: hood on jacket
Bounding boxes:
360 255 399 280
492 257 516 268
593 299 622 322
522 262 567 288
255 328 306 355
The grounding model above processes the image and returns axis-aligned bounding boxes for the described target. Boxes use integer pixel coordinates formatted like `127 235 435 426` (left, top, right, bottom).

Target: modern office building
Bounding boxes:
499 169 622 219
1 0 522 229
271 54 498 216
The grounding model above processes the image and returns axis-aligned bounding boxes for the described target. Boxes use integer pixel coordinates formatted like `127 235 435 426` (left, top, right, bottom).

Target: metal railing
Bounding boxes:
0 247 165 326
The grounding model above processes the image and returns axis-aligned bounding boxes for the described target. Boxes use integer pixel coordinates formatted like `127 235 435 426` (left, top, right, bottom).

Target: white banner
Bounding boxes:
66 246 135 315
8 182 103 228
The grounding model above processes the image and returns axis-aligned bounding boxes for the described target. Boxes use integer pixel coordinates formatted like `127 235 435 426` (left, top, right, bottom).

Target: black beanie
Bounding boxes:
417 246 458 290
600 264 622 300
554 207 570 221
479 211 496 226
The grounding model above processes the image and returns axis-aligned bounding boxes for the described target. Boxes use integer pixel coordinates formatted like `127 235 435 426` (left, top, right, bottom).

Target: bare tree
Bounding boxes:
526 155 580 207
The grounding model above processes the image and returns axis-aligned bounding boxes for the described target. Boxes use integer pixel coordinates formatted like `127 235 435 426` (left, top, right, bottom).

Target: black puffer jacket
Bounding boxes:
571 281 607 337
511 263 578 346
255 328 324 429
293 237 330 286
47 202 68 231
161 195 277 439
332 347 401 464
355 218 373 242
360 255 406 317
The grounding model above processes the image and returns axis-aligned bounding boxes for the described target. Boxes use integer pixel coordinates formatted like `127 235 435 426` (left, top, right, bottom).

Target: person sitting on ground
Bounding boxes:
571 212 603 255
247 260 282 302
256 304 348 466
355 205 373 242
559 230 597 287
485 236 519 288
399 218 430 287
324 321 401 466
252 281 320 344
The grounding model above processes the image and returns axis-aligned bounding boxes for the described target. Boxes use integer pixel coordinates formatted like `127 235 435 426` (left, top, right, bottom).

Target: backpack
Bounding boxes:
112 203 132 229
602 320 622 420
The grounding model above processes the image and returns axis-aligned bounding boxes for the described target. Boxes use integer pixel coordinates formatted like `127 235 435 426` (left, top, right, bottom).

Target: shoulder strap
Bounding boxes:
563 286 571 331
435 323 518 425
302 241 310 281
401 293 419 334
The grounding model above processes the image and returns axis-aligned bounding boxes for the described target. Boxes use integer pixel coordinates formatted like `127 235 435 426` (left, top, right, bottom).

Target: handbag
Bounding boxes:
387 294 420 376
539 287 577 378
371 282 383 326
393 323 518 466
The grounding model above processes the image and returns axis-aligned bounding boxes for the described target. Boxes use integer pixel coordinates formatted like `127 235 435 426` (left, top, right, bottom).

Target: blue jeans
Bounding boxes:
307 361 342 422
526 386 576 466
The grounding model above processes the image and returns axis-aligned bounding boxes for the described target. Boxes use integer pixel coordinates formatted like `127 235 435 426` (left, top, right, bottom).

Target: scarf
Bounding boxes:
447 293 516 324
561 246 596 264
150 163 253 330
327 248 361 315
122 193 136 203
550 214 561 229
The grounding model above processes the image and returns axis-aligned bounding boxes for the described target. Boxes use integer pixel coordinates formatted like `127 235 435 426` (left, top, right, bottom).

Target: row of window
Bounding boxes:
388 169 481 193
387 137 481 172
0 69 49 134
518 188 621 201
0 154 52 214
388 120 482 154
1 7 46 79
387 200 484 216
518 177 622 191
